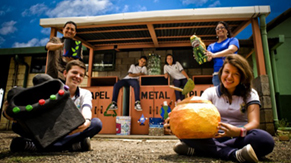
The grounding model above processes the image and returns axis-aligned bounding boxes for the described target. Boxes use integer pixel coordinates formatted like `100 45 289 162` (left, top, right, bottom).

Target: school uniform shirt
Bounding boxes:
123 64 147 80
164 61 186 80
207 37 239 73
201 86 261 127
71 87 92 112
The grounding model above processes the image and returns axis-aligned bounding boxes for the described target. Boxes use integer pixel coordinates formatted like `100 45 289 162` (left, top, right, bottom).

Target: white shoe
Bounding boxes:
135 101 142 111
236 144 259 163
108 102 118 110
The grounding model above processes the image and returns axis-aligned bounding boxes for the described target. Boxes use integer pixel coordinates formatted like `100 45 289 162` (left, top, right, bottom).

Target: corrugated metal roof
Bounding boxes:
40 6 270 50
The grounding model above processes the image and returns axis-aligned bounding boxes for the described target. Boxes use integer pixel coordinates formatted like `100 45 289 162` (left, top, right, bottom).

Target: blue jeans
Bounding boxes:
173 78 188 101
181 129 274 160
112 79 140 102
12 118 102 151
212 74 220 86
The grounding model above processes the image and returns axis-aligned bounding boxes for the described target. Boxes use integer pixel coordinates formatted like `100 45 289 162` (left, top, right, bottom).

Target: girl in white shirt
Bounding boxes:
164 54 274 163
164 54 190 103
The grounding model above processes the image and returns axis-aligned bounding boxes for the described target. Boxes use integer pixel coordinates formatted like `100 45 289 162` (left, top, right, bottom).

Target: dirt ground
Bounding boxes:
0 131 290 163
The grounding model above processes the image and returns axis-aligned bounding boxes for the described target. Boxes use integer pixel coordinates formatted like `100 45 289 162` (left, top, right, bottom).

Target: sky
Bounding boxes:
0 0 290 49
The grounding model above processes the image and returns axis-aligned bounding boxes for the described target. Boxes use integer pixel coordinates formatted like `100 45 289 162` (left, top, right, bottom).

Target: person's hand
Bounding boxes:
69 119 91 135
207 56 212 61
3 101 16 123
205 50 213 61
206 50 214 58
164 74 168 79
164 115 173 135
214 122 240 138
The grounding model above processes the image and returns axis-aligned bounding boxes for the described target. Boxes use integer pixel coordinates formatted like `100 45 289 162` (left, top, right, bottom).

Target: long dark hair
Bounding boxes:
218 54 253 103
216 21 232 38
165 54 176 65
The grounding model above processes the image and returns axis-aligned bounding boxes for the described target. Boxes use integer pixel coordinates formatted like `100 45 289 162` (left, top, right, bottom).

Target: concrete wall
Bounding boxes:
267 16 291 95
94 49 212 80
253 75 275 135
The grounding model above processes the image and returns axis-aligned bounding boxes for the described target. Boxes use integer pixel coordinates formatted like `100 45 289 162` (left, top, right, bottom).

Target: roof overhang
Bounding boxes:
40 6 270 51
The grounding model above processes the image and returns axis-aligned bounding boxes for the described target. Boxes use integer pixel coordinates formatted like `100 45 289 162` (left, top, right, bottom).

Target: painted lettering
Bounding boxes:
149 91 155 99
159 92 164 99
141 92 147 99
164 92 170 99
189 90 205 97
91 91 110 99
141 91 170 99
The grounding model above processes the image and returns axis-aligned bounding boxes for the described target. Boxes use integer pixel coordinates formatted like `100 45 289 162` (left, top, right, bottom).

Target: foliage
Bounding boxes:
278 118 290 128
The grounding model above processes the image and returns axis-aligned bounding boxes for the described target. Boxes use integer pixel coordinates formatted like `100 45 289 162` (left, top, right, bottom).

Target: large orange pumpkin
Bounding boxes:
170 96 221 139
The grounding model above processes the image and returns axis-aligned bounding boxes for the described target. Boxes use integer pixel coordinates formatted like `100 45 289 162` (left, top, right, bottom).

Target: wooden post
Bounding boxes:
251 18 266 75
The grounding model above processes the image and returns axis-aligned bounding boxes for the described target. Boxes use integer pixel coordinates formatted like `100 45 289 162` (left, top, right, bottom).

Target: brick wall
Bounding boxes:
253 75 275 135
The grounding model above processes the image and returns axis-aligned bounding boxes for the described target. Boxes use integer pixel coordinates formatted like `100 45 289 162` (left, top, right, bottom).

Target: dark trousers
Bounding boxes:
12 118 102 151
112 79 140 102
181 129 274 160
173 78 188 101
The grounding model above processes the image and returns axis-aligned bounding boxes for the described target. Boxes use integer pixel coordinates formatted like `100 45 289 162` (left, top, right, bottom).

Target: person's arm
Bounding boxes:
128 73 144 77
128 66 147 77
163 113 173 135
164 65 169 79
181 70 189 79
2 101 16 122
244 104 260 130
176 62 189 79
46 42 64 51
164 73 170 79
206 45 238 58
215 104 260 138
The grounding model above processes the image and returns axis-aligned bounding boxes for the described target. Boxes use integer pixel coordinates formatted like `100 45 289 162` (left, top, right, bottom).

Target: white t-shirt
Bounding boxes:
123 64 147 79
164 61 186 80
71 87 92 112
201 86 261 127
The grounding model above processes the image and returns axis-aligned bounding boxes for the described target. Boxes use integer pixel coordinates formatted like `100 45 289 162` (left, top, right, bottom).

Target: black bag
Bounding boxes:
7 79 85 148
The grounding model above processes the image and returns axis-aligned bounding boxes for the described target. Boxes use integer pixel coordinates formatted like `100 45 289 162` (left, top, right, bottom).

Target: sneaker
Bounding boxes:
71 137 91 152
135 101 142 111
108 101 118 110
10 137 37 152
235 144 259 163
173 142 195 156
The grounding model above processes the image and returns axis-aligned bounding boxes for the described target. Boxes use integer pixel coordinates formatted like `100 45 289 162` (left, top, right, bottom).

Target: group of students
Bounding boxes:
3 20 274 162
108 53 191 112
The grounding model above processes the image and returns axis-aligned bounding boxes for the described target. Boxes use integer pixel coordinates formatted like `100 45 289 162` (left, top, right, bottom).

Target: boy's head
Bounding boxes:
138 56 147 67
63 60 86 87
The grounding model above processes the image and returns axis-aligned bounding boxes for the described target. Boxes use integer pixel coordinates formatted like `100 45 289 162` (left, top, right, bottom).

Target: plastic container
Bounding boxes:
63 38 82 59
116 116 131 135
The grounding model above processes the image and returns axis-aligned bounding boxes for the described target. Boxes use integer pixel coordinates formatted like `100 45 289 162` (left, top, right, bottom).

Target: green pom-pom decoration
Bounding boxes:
26 105 33 111
50 95 57 100
13 107 20 113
